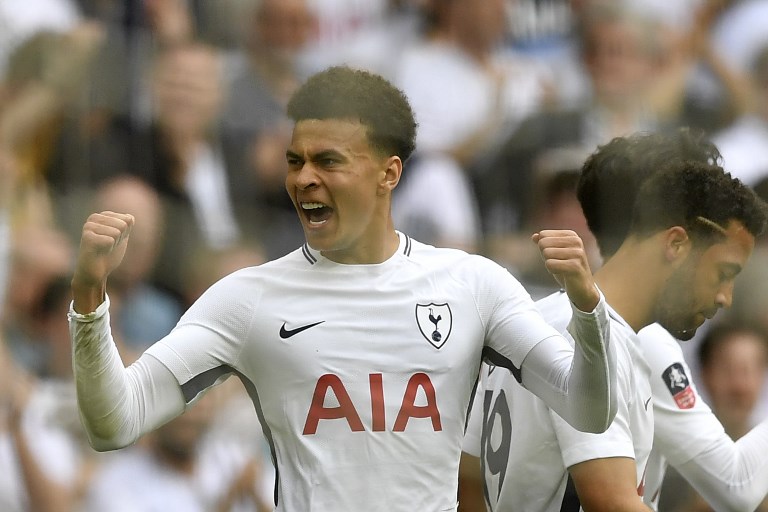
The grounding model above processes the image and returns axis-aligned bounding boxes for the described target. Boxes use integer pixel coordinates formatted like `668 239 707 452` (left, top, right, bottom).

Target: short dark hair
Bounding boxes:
629 160 768 246
286 66 418 163
578 129 722 258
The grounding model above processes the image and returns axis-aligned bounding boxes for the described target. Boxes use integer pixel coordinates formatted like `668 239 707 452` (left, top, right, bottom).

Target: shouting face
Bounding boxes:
285 118 401 264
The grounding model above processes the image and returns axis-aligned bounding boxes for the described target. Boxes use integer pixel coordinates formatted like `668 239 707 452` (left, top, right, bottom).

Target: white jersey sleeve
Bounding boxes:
640 324 768 511
477 261 616 434
68 297 185 450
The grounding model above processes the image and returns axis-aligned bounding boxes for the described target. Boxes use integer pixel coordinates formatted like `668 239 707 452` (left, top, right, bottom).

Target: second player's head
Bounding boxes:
631 161 766 340
578 128 722 259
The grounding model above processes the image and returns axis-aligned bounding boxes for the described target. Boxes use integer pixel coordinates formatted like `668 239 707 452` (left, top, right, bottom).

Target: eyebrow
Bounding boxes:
695 216 728 236
719 261 743 277
285 149 346 161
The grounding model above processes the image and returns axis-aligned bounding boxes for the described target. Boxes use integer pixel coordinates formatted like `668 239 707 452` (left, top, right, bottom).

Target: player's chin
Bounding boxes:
675 328 698 341
302 225 336 251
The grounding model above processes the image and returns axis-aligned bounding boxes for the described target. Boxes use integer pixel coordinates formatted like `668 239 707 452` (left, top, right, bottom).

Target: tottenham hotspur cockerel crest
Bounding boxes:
415 303 453 349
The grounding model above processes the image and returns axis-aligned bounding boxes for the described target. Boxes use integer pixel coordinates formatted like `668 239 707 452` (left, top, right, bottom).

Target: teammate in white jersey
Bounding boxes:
66 66 619 512
578 130 768 511
462 129 768 512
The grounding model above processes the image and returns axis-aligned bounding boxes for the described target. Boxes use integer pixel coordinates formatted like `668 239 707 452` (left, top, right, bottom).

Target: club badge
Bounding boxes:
415 303 452 349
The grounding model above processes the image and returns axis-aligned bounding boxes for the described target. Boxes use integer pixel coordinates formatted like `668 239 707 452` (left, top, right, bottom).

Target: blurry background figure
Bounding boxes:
82 390 273 512
300 0 423 78
396 0 550 164
0 330 81 512
391 154 482 253
2 226 73 376
658 321 768 512
471 1 661 241
0 147 16 321
392 0 551 251
713 44 768 186
181 242 267 310
92 175 182 357
129 41 243 301
711 0 768 76
483 147 599 299
222 0 317 260
0 0 81 79
637 0 750 135
699 323 768 441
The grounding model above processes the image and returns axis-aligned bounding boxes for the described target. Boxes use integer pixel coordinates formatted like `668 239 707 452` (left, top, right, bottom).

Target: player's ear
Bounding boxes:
664 226 691 264
378 156 402 195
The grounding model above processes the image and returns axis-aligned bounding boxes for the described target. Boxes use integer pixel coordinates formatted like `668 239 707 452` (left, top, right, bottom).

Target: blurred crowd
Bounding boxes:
0 0 767 510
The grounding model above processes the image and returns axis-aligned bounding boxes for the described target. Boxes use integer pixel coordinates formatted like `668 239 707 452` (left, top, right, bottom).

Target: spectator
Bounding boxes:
129 42 243 300
712 44 768 186
92 175 182 356
0 332 81 512
222 0 318 260
472 1 664 239
82 391 272 512
392 0 550 250
659 321 768 512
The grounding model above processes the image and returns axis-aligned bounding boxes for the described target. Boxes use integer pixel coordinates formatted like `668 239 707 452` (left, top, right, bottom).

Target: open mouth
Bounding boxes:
301 202 333 226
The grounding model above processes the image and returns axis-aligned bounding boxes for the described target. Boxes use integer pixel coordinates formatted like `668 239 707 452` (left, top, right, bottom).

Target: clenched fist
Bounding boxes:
71 211 134 313
532 229 600 312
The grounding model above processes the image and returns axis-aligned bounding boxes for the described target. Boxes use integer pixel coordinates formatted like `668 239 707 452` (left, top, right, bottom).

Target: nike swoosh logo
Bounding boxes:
279 321 325 339
644 396 652 411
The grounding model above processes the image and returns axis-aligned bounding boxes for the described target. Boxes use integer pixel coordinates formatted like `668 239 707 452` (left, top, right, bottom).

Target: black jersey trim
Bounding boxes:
464 373 480 434
481 347 522 383
234 369 280 508
560 475 581 511
181 365 280 508
181 366 233 402
302 244 317 264
404 234 412 256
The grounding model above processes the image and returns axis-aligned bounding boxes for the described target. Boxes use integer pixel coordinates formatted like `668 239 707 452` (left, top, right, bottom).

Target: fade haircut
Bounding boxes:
578 129 722 258
286 66 418 163
629 161 768 247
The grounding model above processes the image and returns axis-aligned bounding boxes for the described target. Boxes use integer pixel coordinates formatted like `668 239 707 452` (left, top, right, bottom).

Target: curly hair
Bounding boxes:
578 128 722 258
630 160 768 246
286 66 418 163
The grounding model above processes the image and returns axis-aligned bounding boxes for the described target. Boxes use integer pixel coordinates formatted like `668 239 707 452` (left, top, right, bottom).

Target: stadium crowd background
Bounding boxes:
0 0 767 510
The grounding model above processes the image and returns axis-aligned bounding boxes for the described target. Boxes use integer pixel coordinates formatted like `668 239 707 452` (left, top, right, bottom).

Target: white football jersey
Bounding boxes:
638 323 721 509
465 291 653 511
144 233 568 512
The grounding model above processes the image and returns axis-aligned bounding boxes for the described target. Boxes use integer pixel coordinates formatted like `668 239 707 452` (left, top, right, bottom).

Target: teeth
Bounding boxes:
301 202 326 209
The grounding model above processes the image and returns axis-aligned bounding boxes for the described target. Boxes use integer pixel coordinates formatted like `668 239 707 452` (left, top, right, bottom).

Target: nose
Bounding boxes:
293 162 320 189
715 282 734 309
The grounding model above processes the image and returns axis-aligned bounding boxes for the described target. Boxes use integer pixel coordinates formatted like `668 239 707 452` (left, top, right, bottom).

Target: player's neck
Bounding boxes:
320 227 400 265
594 240 670 333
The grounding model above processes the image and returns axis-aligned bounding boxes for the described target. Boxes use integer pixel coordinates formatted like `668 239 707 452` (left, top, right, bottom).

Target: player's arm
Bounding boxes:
522 230 617 434
458 452 485 512
650 363 768 509
641 329 768 511
671 423 768 512
69 212 185 450
459 374 488 511
569 458 653 512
